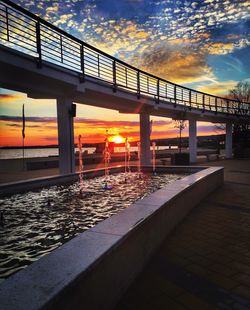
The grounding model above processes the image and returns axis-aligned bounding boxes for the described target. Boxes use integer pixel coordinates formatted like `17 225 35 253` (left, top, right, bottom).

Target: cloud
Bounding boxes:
84 19 152 57
6 124 41 128
197 80 238 95
0 115 171 127
0 116 57 122
204 42 235 55
0 94 25 101
204 38 250 55
129 42 214 84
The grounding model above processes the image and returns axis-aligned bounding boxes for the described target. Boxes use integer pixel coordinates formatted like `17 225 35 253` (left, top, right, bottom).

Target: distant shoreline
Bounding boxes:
0 134 225 150
0 144 97 149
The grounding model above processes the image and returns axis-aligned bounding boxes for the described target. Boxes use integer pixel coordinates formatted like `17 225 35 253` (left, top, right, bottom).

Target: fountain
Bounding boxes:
124 138 131 183
0 169 188 281
152 141 157 175
137 141 142 178
78 135 84 193
103 130 112 190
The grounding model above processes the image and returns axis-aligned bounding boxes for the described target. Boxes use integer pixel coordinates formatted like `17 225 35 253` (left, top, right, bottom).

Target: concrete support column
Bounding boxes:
225 122 233 159
57 98 75 174
189 119 197 163
140 113 151 166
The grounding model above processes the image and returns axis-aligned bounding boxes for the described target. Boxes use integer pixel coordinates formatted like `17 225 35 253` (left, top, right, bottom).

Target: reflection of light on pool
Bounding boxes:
114 145 178 153
0 172 186 281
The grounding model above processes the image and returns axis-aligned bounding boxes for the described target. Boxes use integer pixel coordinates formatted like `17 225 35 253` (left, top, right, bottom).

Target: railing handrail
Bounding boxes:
1 0 250 111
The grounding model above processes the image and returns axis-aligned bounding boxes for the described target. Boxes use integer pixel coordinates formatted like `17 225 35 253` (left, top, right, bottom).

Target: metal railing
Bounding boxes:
0 0 250 117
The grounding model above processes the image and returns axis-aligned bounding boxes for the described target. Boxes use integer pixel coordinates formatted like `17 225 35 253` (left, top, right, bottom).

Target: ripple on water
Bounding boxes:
0 172 187 280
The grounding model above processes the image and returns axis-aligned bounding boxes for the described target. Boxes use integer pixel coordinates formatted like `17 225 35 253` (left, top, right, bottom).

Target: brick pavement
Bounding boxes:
117 159 250 309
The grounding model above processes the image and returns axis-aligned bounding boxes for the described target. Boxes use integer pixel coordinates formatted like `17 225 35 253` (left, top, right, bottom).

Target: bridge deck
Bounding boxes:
0 0 249 122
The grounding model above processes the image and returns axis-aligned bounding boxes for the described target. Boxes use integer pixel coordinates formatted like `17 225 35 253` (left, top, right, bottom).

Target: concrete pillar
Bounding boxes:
225 122 233 159
140 113 151 166
189 119 197 163
57 98 75 174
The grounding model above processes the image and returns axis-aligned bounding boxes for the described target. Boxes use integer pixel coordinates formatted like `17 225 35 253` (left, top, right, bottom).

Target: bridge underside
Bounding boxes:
0 46 244 124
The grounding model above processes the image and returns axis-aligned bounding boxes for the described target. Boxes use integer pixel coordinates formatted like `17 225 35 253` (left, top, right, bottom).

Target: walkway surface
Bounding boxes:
117 159 250 309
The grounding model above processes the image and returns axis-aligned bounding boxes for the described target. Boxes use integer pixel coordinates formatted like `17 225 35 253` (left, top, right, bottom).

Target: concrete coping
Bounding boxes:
0 166 224 310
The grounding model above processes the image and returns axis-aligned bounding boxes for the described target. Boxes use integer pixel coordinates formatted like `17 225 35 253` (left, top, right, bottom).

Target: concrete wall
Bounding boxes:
0 166 223 310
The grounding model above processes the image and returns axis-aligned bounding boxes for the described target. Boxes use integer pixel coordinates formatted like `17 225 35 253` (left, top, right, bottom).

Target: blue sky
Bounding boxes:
0 0 249 146
10 0 249 93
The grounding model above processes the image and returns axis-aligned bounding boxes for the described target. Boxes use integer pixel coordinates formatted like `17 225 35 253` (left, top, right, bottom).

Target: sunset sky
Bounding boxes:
0 0 249 146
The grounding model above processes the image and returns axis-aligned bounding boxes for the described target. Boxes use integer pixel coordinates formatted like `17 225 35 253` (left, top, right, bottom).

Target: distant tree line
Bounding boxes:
229 81 250 157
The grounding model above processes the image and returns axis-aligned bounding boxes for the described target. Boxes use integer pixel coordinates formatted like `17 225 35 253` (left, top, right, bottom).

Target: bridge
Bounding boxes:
0 0 250 174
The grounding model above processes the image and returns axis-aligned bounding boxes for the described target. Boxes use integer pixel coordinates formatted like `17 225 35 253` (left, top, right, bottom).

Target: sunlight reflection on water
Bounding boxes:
0 172 186 281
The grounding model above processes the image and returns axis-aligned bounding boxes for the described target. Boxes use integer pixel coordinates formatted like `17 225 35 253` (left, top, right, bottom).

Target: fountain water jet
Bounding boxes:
78 135 84 193
103 130 112 190
137 141 142 178
124 138 131 183
152 141 157 175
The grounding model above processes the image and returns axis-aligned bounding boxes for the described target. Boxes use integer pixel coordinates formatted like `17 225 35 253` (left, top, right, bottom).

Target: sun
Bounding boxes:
110 135 124 144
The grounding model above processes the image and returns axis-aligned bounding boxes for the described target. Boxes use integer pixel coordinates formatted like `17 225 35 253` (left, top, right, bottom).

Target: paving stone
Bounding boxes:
233 285 250 300
185 264 212 277
159 253 191 268
233 303 250 310
151 293 186 310
207 263 238 277
128 271 168 298
230 262 250 275
205 272 239 290
178 292 214 310
189 254 213 267
233 274 250 287
118 159 250 308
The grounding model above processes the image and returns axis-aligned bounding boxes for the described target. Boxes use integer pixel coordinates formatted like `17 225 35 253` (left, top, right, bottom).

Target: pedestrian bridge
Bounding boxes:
0 0 250 174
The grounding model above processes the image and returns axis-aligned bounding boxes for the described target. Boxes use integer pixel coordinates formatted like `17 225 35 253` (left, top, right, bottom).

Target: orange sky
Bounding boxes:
0 90 224 147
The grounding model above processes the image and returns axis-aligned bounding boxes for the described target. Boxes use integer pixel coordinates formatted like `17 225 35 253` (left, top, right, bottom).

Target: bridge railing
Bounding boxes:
1 0 249 117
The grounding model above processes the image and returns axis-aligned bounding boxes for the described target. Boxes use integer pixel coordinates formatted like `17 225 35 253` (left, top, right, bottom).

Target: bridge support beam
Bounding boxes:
140 113 151 166
57 98 75 174
189 119 197 163
225 122 233 159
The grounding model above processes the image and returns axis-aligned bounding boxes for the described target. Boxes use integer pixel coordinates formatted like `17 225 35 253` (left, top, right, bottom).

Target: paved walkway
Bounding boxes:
117 159 250 309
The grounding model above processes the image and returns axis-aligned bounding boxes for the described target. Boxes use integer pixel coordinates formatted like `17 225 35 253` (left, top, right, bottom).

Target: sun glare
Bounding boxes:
110 135 124 144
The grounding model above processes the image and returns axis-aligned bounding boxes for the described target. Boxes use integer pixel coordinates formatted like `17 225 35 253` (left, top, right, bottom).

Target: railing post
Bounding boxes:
97 54 100 77
156 79 160 104
60 35 63 63
174 85 176 107
137 71 140 99
80 43 85 83
215 97 218 114
227 100 230 114
36 21 42 68
237 101 241 115
5 6 9 41
189 90 192 110
113 60 116 92
202 94 205 112
125 68 128 87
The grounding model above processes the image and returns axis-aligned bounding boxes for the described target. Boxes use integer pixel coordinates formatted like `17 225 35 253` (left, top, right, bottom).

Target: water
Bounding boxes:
0 146 179 159
0 147 96 159
78 136 84 192
114 145 178 153
0 172 186 281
